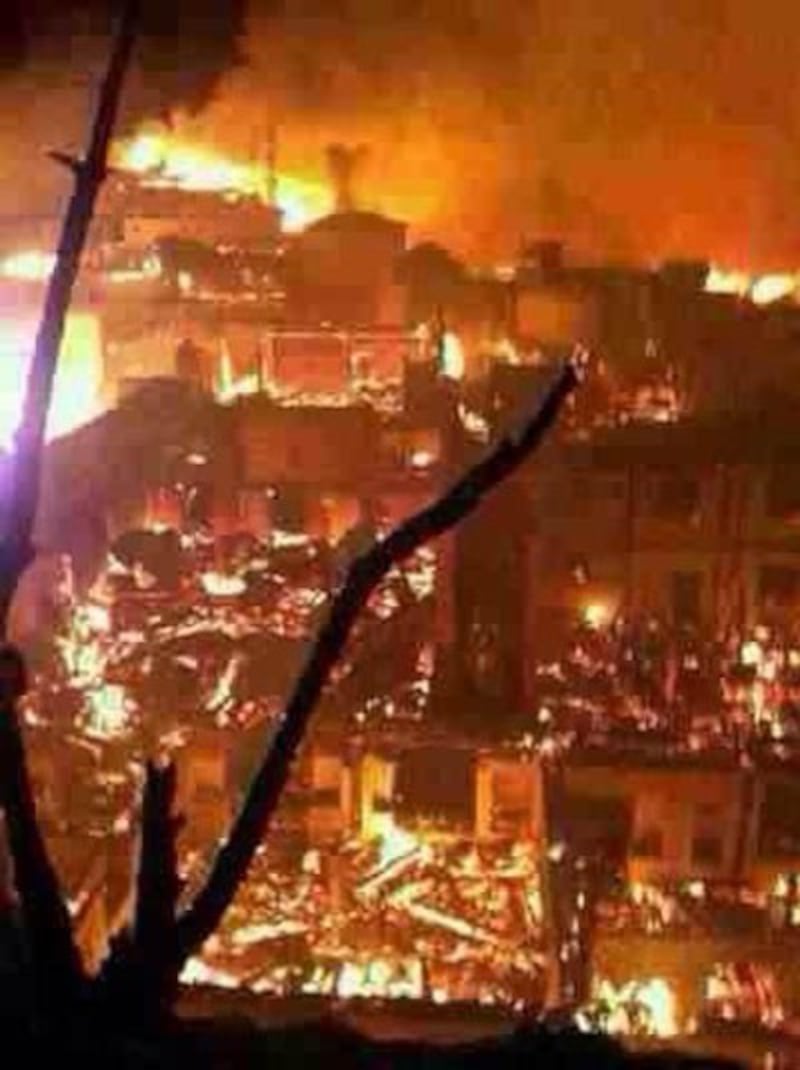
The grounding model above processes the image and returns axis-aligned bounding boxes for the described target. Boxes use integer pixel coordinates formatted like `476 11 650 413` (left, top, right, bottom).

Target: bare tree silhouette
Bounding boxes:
0 0 140 1027
0 0 580 1040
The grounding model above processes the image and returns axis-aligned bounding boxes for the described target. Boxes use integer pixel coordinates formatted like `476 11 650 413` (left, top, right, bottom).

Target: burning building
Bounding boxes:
0 275 104 447
284 209 408 328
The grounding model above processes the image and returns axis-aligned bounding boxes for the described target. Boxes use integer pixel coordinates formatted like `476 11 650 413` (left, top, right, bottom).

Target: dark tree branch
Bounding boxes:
133 762 182 958
0 0 139 1023
0 648 85 1018
174 360 579 961
0 0 140 634
96 761 183 1026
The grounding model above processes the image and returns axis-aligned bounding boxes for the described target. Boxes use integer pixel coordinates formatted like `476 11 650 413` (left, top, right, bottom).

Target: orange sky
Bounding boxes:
3 1 800 268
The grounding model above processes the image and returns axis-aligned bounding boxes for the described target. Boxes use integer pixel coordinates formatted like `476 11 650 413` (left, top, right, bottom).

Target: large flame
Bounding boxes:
112 127 330 232
0 305 104 448
705 265 800 306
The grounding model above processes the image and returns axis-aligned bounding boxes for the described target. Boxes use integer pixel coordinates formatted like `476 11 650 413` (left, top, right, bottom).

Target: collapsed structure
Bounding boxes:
5 137 800 1056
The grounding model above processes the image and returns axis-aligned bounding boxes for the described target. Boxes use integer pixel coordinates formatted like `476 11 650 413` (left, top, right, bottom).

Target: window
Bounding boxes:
273 485 305 530
758 781 800 857
760 566 800 609
632 827 663 859
671 571 702 624
692 835 723 866
766 466 800 521
603 476 628 502
649 471 699 521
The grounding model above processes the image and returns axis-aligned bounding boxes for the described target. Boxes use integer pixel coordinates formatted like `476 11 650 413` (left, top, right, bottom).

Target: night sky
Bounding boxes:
2 0 800 265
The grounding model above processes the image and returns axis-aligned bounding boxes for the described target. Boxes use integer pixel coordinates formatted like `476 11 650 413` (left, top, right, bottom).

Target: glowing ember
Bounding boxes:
586 977 679 1038
335 957 424 1000
181 957 240 989
216 345 260 404
85 683 132 740
106 254 163 285
582 601 611 629
370 812 419 867
200 572 248 598
409 449 436 470
113 128 329 232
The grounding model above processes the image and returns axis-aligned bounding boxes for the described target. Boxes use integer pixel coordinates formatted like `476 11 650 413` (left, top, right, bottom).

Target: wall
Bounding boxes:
595 931 800 1024
564 762 752 884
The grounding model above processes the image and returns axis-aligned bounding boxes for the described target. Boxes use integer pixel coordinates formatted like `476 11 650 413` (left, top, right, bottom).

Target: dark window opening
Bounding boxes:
632 827 663 859
273 486 306 531
649 472 700 521
766 466 800 521
691 835 723 866
759 781 800 857
759 566 800 608
671 571 702 625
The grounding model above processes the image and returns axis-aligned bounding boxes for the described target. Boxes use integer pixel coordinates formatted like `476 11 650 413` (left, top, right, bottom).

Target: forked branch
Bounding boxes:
175 360 579 960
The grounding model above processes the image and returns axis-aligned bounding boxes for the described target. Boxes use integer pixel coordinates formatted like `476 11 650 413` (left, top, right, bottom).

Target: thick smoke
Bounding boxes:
3 0 800 266
218 0 800 265
0 0 245 214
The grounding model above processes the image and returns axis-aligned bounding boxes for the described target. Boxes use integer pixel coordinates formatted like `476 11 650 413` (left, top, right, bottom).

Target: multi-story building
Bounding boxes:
474 750 545 842
527 416 800 642
284 210 407 328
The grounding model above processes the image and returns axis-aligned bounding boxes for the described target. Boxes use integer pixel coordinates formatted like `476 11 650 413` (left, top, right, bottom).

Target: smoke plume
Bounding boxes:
3 1 800 267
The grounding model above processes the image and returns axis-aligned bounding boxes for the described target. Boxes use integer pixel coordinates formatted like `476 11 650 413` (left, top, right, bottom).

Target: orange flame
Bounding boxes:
705 265 800 305
0 305 104 448
112 127 330 232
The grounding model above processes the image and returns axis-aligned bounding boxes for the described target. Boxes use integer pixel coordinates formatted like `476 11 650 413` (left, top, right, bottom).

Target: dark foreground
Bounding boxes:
3 1000 745 1070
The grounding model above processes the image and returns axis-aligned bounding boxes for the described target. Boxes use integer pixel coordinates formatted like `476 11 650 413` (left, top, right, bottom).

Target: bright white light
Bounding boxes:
409 449 436 470
85 684 131 739
705 266 750 297
750 274 798 306
201 571 247 597
0 310 103 447
1 251 56 281
582 602 610 629
440 332 465 380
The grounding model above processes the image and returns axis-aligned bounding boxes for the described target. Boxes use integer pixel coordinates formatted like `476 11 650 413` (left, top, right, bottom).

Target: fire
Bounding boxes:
582 601 611 630
705 264 800 305
585 977 679 1038
85 683 132 740
335 957 424 1000
0 307 104 448
200 571 248 598
370 812 420 870
750 273 798 306
1 251 57 282
440 332 465 380
113 128 329 232
704 266 750 297
216 346 259 405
